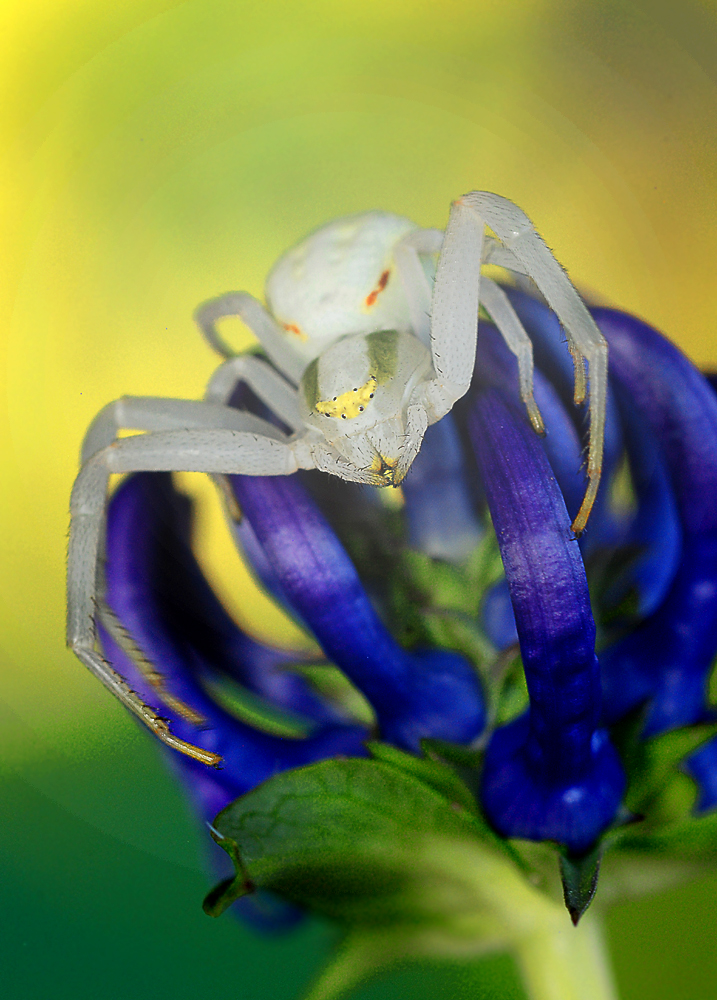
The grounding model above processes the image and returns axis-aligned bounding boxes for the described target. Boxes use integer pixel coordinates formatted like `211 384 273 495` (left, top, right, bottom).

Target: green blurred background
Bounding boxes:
3 1 717 996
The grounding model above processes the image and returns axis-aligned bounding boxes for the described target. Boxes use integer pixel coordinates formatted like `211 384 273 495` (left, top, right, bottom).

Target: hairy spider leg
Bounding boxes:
194 291 306 384
395 228 544 435
204 354 303 429
479 277 545 435
459 192 607 534
392 227 444 347
69 417 312 765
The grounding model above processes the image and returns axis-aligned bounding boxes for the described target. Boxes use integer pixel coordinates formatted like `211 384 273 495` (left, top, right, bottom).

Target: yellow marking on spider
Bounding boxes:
369 452 398 474
316 375 377 419
282 321 309 341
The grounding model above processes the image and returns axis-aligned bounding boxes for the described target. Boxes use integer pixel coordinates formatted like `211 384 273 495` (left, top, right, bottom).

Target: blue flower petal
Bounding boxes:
489 298 683 623
101 473 369 790
401 413 483 562
504 288 625 549
475 321 619 549
475 320 614 651
593 310 717 735
683 739 717 814
481 579 518 651
470 387 624 852
229 473 486 751
599 390 682 621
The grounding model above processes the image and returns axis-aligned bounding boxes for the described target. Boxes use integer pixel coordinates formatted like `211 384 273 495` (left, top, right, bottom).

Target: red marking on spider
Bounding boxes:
282 322 307 341
365 269 390 308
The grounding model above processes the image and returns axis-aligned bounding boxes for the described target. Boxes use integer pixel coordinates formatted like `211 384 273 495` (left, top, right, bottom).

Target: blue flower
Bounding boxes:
500 292 717 819
99 288 717 927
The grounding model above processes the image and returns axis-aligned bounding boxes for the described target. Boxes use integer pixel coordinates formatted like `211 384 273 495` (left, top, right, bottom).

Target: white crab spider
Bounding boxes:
68 192 607 766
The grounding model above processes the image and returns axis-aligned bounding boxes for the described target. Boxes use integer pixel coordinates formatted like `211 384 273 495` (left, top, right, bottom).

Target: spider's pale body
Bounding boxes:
68 192 608 765
266 212 421 354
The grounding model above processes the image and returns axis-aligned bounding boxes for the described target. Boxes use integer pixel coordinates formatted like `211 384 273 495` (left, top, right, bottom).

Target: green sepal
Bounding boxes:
366 740 478 814
419 737 483 770
202 826 255 917
624 719 717 816
388 526 503 668
619 800 717 864
396 526 503 619
419 738 484 808
558 845 602 926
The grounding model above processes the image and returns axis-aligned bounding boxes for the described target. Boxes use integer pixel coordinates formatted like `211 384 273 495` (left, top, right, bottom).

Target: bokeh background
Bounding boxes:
3 1 717 997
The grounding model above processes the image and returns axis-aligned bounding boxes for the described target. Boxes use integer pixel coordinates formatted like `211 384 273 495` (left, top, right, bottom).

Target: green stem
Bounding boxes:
515 915 618 1000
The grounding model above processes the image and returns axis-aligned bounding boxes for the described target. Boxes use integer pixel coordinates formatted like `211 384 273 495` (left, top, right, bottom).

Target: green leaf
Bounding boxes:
559 846 602 925
207 757 548 930
625 720 717 815
493 650 529 725
366 740 478 815
291 664 376 727
200 674 313 739
614 807 717 860
419 611 495 671
419 738 486 806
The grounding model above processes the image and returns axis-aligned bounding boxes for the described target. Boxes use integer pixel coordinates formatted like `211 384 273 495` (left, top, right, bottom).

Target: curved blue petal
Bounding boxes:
475 320 616 651
490 298 683 624
598 393 682 622
470 387 624 852
401 413 483 562
229 473 486 751
475 321 615 545
504 288 624 552
593 310 717 735
101 473 369 793
683 739 717 814
481 579 518 651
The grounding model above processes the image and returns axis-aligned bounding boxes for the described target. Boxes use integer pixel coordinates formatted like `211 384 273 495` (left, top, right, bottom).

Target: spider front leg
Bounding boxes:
414 198 485 427
194 291 306 384
479 277 545 435
204 354 304 430
81 395 288 465
394 223 544 436
393 227 444 346
459 191 607 534
68 423 316 764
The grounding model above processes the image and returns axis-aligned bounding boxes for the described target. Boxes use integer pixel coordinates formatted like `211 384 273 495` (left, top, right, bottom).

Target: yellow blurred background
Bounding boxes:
2 2 717 998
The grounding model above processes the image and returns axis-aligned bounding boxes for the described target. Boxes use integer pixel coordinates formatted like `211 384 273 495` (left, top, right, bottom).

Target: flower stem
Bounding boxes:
515 915 618 1000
